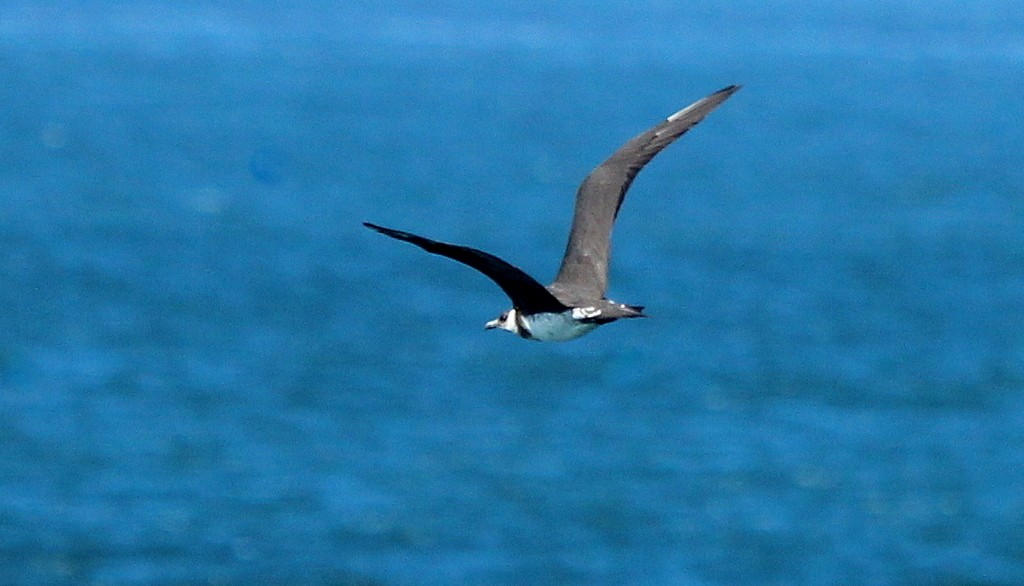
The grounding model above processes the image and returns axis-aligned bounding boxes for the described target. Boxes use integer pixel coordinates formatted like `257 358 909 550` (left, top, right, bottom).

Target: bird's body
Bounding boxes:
364 85 740 341
488 309 600 342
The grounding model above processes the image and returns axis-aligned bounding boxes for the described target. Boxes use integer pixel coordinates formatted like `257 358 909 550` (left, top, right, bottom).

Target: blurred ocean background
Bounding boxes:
2 1 1024 584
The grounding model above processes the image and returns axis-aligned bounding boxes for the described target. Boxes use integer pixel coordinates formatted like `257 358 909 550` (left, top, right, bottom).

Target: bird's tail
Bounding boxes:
624 304 647 318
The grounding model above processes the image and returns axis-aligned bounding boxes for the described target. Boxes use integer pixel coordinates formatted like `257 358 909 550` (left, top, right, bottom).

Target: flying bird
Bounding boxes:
364 85 740 341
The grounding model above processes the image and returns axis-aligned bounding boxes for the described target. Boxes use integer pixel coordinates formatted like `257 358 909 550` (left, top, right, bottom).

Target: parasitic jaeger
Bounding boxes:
364 85 740 342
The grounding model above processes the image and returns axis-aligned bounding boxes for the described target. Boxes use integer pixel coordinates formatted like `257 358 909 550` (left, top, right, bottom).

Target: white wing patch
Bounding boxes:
571 306 602 320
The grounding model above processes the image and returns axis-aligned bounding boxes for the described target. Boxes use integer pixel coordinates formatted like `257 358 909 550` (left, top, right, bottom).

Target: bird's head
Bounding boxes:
484 308 521 335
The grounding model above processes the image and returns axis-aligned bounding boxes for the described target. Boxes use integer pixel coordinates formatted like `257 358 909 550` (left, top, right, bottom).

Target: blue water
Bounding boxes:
2 2 1024 584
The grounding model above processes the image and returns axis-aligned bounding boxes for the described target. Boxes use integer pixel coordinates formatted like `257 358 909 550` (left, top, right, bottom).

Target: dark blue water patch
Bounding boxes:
248 146 287 185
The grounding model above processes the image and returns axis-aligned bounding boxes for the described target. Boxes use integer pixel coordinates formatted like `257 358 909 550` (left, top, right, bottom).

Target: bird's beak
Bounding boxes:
484 318 500 330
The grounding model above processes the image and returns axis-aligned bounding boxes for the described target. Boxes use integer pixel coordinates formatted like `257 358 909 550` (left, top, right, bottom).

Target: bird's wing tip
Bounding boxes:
665 84 742 122
364 222 399 238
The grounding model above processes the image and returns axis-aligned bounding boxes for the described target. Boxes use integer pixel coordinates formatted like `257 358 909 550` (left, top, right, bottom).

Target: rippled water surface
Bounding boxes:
2 1 1024 584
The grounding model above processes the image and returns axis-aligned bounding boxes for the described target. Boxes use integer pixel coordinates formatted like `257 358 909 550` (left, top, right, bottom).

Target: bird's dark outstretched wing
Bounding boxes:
363 222 568 315
550 85 741 302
